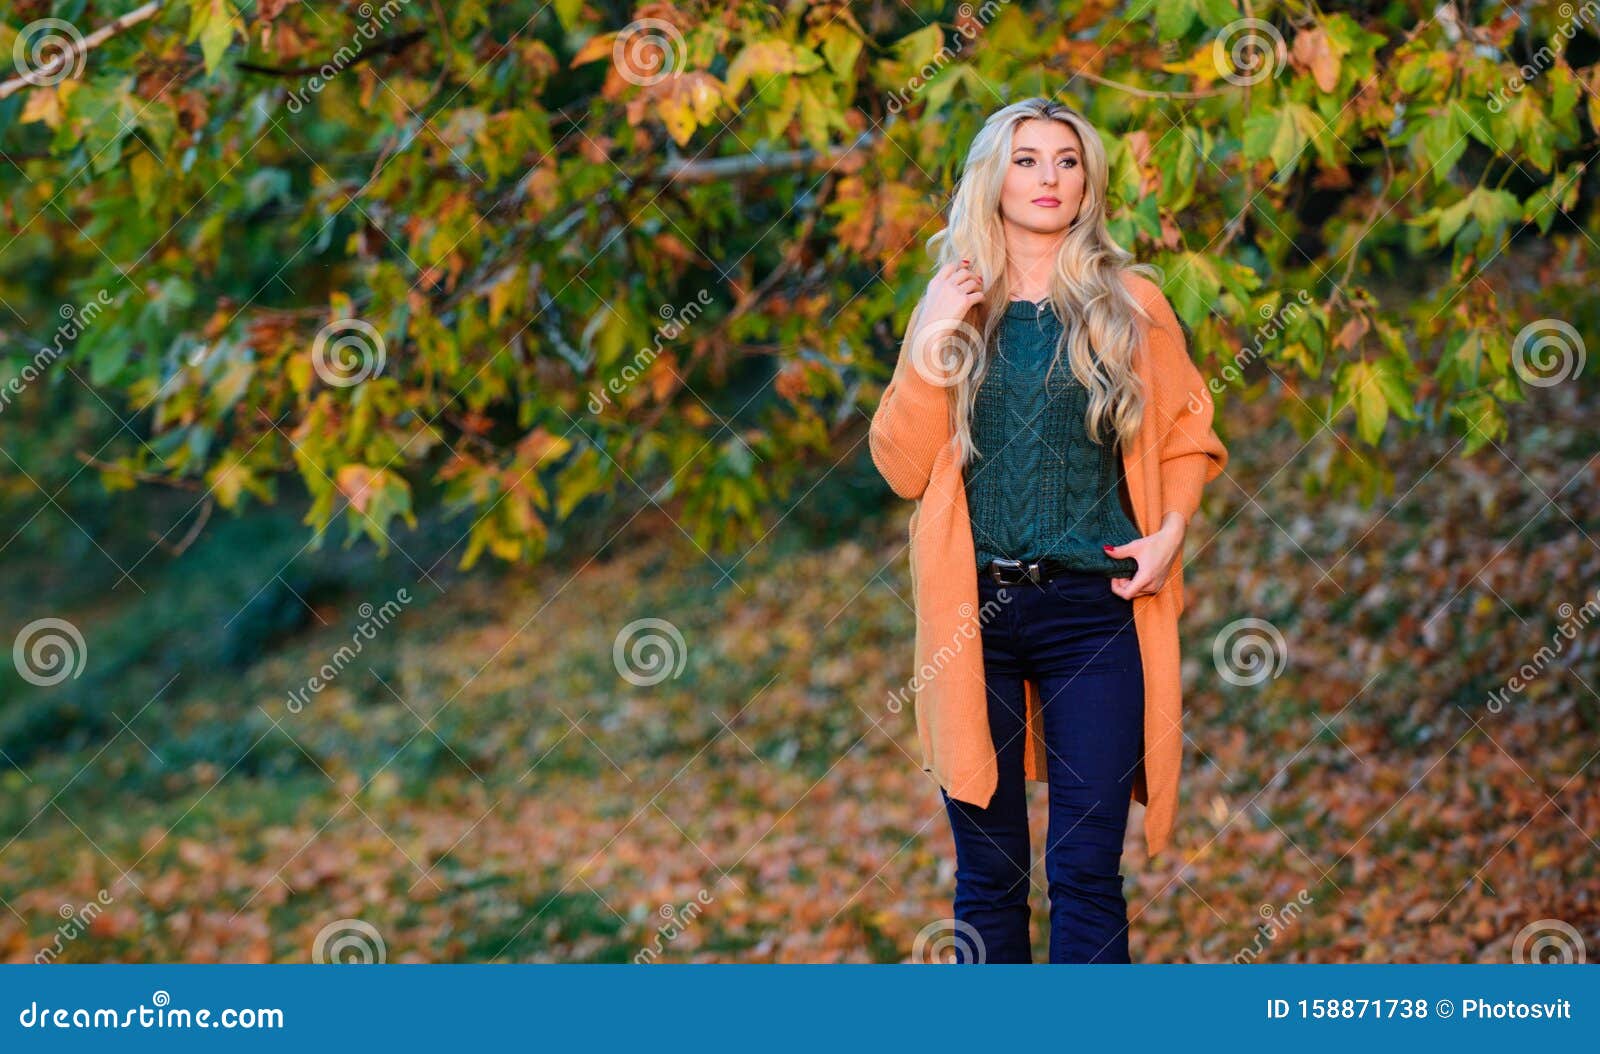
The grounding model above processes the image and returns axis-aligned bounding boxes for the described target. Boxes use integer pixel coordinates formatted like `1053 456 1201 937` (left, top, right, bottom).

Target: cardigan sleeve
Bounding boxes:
1139 281 1228 524
868 296 954 501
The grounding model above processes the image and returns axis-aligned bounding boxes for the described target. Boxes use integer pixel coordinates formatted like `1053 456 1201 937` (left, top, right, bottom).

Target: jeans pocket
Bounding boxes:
1048 572 1110 603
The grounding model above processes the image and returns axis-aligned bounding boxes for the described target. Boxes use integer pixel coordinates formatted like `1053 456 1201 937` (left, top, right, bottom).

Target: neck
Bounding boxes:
1000 220 1064 299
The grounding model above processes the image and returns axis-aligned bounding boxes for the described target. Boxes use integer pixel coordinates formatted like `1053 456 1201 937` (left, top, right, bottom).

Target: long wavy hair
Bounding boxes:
925 96 1157 469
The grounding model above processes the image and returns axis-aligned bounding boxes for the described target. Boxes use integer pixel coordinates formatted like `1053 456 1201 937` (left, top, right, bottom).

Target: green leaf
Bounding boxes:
1155 0 1198 40
1451 392 1505 455
1166 252 1223 328
1373 353 1417 423
188 0 242 77
1413 105 1468 185
1242 105 1311 179
1194 0 1240 30
1345 361 1389 444
552 0 585 33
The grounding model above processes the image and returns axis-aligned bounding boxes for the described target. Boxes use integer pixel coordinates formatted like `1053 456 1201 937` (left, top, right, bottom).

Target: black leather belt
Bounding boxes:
983 557 1077 586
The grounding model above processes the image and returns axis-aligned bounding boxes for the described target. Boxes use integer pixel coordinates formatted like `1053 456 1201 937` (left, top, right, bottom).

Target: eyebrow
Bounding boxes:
1012 146 1078 154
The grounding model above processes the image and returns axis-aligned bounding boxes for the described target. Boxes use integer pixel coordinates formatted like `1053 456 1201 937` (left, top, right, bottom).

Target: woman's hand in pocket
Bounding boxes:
1103 513 1186 600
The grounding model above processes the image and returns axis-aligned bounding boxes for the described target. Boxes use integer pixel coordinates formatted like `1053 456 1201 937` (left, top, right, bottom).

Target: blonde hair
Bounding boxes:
925 96 1157 468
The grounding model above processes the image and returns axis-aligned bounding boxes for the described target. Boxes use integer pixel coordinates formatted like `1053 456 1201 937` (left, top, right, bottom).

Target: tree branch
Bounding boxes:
0 0 165 101
234 29 427 76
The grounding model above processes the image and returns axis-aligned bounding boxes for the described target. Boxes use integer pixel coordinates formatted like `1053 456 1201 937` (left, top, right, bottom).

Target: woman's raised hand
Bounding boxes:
923 257 985 324
904 258 987 388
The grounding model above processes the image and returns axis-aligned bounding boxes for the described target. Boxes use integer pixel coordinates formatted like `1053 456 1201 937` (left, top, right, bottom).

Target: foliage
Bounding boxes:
0 0 1596 564
0 363 1595 962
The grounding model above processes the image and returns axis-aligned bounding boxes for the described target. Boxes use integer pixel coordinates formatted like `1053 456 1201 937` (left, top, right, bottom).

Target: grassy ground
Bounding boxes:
0 375 1596 963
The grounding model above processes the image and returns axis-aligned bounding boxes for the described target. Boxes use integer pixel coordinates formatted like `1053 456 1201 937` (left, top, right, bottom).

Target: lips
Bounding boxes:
1032 197 1060 207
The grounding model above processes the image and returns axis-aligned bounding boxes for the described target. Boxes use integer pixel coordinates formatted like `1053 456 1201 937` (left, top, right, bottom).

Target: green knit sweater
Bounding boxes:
963 297 1142 576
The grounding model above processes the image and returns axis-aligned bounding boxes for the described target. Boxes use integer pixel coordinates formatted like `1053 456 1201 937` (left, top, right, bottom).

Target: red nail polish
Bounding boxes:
1102 545 1113 552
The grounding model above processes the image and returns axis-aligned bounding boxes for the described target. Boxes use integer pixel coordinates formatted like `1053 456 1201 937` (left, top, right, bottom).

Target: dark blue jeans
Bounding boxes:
940 568 1144 963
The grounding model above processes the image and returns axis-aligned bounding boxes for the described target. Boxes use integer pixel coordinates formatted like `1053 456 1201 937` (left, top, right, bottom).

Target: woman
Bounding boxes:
868 97 1228 964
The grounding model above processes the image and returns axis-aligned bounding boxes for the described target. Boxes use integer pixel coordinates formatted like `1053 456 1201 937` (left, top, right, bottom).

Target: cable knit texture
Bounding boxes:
964 296 1143 575
868 271 1228 859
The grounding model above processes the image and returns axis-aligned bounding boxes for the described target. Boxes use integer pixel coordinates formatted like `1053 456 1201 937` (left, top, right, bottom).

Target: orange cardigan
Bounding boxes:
868 271 1228 859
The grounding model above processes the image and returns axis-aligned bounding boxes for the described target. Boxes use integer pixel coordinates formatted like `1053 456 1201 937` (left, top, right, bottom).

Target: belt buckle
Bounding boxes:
989 558 1031 586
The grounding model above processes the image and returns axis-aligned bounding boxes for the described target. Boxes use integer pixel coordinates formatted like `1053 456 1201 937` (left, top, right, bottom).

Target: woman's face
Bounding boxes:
999 117 1085 236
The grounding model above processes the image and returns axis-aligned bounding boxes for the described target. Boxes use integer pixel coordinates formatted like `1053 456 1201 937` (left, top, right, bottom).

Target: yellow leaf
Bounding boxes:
654 72 725 147
336 464 377 514
20 86 62 128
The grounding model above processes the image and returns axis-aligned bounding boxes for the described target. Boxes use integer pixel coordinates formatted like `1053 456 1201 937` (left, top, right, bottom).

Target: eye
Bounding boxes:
1014 156 1033 166
1060 156 1078 169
